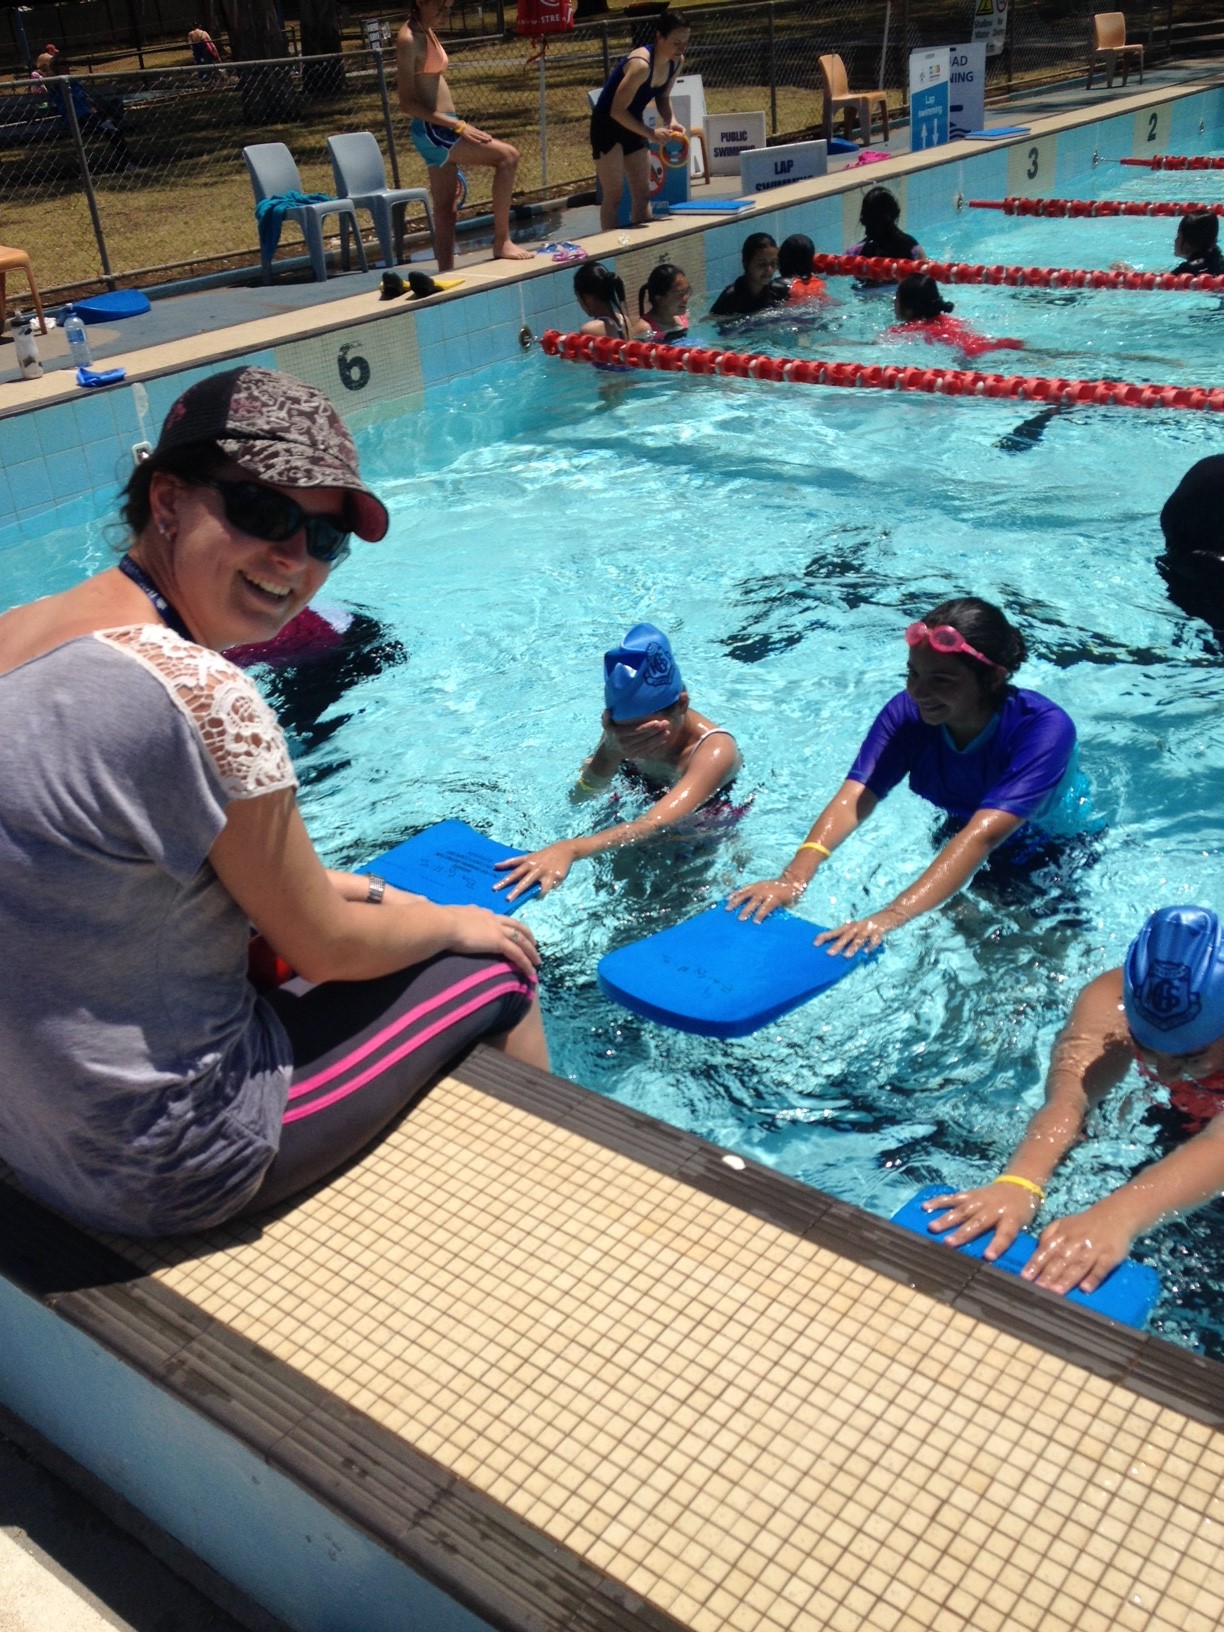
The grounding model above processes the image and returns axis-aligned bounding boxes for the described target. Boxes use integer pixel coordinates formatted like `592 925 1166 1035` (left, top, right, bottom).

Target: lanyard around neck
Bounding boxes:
118 554 194 642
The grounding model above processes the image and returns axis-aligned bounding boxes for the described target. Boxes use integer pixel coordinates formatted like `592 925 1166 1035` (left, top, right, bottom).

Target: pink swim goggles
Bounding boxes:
904 621 995 667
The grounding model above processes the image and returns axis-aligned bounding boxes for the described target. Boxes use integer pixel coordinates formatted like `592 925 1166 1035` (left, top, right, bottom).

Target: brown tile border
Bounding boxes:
1 1044 1223 1632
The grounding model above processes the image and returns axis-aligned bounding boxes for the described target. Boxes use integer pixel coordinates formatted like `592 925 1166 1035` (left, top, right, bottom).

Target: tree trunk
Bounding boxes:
300 0 346 97
225 0 297 123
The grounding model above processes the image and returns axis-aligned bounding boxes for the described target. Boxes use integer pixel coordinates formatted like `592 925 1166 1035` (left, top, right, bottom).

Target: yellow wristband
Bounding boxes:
453 119 467 135
578 774 602 793
995 1173 1045 1203
799 841 832 859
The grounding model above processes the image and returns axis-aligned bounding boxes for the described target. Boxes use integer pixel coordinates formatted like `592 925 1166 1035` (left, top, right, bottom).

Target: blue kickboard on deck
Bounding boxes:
597 903 879 1038
962 126 1031 140
73 289 151 323
892 1186 1160 1328
359 819 536 913
667 199 757 215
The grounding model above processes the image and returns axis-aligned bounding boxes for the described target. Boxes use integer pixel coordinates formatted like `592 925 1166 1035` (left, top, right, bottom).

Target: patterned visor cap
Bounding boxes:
154 366 389 542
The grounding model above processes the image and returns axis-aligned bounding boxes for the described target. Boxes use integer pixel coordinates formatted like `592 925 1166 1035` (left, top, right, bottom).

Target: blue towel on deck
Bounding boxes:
254 191 331 263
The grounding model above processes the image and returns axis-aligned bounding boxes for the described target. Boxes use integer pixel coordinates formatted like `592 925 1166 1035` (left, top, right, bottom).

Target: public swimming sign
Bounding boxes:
909 48 950 151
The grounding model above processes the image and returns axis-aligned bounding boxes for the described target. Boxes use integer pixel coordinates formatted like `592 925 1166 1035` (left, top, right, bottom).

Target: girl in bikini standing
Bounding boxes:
396 0 533 271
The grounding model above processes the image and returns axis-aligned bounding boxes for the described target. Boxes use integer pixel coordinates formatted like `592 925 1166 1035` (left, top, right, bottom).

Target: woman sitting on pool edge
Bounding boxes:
728 597 1091 955
924 905 1224 1296
495 624 742 900
0 366 546 1237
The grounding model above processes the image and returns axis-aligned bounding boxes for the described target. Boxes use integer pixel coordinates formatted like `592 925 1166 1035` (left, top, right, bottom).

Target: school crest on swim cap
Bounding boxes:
1123 906 1224 1054
604 623 683 723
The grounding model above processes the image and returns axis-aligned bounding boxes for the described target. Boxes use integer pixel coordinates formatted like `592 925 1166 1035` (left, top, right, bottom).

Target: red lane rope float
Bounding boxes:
809 251 1224 293
970 196 1224 217
541 329 1224 412
1120 155 1224 170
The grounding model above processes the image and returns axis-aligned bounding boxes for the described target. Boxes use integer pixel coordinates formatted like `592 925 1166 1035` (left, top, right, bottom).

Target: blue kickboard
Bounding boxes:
597 903 879 1039
74 290 151 323
962 126 1031 140
668 199 757 214
892 1185 1161 1328
359 819 536 913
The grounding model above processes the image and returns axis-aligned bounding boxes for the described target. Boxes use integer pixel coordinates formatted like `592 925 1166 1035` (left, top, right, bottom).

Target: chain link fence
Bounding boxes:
0 0 1192 303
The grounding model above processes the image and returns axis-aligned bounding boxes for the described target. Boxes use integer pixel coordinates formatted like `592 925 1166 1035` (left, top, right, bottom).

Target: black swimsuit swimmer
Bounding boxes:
590 45 680 160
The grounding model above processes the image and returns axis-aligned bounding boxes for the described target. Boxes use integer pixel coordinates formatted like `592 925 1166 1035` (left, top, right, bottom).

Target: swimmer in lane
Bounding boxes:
729 597 1091 954
923 906 1224 1295
639 262 692 341
495 624 742 899
709 233 789 321
848 186 926 287
574 260 650 341
887 273 1025 360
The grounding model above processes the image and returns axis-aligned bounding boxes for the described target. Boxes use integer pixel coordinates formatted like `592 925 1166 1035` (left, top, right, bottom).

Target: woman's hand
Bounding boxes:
922 1181 1039 1259
442 905 541 981
494 842 578 901
815 905 905 957
726 877 803 923
460 122 493 144
1020 1198 1136 1295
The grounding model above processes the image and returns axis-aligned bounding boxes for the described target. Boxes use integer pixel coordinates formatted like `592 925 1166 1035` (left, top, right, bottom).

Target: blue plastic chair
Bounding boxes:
327 131 435 268
242 141 369 284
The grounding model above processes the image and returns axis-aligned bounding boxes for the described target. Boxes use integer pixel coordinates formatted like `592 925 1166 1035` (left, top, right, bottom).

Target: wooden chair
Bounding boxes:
0 245 47 337
1087 13 1144 89
819 54 889 147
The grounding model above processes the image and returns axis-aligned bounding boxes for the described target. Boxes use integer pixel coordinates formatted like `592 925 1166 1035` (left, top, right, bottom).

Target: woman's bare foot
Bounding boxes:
495 241 535 261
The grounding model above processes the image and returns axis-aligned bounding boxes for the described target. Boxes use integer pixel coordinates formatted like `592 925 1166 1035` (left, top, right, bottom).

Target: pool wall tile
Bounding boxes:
41 447 92 502
8 457 48 514
3 409 41 467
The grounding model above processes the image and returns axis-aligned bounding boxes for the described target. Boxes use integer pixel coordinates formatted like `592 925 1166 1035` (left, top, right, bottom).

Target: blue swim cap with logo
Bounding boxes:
1123 906 1224 1054
604 624 684 723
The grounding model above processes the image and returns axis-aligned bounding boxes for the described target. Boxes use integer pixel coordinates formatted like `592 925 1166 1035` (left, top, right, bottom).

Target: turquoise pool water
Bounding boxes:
6 161 1224 1355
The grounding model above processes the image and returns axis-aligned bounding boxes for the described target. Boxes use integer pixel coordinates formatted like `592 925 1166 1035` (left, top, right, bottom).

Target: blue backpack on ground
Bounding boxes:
597 903 879 1038
891 1184 1160 1328
359 819 537 913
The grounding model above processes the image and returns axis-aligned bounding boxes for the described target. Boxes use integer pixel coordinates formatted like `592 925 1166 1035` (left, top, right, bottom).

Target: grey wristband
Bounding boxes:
365 874 386 905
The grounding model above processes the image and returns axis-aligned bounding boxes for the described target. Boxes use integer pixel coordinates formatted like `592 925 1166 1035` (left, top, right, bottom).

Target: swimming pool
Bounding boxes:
5 102 1224 1360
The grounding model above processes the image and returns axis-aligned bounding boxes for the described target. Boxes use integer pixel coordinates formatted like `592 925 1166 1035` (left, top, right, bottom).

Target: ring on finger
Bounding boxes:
510 928 521 943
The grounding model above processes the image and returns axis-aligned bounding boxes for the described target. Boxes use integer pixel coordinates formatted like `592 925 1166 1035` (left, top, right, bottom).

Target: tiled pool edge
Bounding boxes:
1 1046 1223 1632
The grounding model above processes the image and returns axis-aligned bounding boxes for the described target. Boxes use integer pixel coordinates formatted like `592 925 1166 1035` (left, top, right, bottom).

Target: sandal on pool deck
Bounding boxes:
406 271 465 299
538 241 588 265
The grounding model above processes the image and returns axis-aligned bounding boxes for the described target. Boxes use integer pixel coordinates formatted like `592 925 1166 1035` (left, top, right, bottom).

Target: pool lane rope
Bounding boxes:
541 329 1224 412
810 252 1224 292
1119 155 1224 170
970 195 1224 217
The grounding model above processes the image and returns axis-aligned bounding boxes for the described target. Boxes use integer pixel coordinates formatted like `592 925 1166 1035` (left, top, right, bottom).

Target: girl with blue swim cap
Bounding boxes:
924 906 1224 1297
495 624 742 900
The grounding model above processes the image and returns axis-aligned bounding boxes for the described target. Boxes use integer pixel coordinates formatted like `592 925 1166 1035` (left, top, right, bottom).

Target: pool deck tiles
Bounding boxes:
5 1048 1223 1632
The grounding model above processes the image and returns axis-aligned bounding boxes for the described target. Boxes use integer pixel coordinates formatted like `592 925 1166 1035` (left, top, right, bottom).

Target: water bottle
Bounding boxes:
64 306 92 369
13 321 43 380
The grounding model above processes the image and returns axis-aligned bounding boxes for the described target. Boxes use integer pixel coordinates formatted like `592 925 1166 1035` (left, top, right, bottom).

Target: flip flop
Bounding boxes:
538 241 588 265
406 272 465 299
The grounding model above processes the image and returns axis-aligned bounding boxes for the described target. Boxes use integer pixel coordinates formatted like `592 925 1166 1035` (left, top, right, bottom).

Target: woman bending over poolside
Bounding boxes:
0 366 547 1237
396 0 533 271
496 624 742 900
590 7 690 231
924 906 1224 1295
729 597 1090 955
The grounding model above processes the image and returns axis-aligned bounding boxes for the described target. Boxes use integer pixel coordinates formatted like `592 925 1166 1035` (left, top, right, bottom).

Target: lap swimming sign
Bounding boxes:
891 1186 1161 1328
739 140 828 194
359 819 537 913
597 903 879 1038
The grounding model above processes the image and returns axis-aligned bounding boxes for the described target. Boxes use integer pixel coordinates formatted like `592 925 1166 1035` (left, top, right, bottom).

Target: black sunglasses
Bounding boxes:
201 479 352 567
